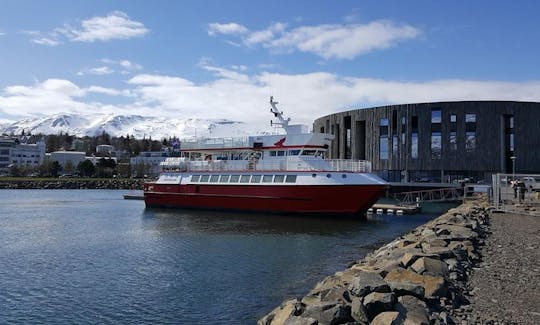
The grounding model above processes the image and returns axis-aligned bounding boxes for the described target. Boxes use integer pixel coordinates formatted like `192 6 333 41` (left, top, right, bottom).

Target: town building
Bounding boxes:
0 137 46 174
313 101 540 182
130 150 170 177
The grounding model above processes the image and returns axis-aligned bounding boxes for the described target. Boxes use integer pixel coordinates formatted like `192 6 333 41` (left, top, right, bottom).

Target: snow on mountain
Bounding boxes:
0 113 260 139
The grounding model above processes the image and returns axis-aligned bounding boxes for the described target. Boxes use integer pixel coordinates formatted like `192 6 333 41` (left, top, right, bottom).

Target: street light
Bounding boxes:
510 156 516 181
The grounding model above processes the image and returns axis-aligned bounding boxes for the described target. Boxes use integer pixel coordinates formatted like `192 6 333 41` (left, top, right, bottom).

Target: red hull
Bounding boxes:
143 183 387 215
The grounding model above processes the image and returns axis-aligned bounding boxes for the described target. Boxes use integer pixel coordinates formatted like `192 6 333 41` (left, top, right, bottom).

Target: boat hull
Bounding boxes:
144 183 387 215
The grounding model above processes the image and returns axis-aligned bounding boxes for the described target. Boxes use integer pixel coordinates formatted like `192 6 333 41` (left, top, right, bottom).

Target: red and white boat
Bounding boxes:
143 97 388 215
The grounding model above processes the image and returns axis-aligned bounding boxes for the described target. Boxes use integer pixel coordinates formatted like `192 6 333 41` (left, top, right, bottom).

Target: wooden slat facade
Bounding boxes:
313 101 540 181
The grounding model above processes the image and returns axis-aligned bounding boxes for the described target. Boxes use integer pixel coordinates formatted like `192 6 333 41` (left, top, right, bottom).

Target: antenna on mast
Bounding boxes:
269 96 291 133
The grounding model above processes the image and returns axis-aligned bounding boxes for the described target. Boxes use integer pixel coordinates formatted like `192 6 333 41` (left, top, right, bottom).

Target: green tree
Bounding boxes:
51 161 61 177
64 160 75 174
77 160 95 177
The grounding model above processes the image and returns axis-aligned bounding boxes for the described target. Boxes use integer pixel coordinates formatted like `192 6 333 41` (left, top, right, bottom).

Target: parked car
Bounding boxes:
522 177 539 192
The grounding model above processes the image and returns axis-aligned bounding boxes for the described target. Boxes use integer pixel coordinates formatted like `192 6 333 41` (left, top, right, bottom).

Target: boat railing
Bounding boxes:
179 136 250 150
326 159 372 173
160 157 372 173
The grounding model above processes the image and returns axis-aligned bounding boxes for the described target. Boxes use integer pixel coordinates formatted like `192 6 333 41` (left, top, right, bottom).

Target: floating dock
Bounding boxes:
123 194 144 200
368 203 420 215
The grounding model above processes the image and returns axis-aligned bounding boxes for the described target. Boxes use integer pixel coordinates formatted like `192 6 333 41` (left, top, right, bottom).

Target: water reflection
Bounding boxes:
142 208 389 236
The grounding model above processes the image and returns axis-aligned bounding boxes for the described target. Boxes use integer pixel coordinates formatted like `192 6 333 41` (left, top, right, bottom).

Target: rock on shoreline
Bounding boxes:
0 179 145 190
258 201 490 325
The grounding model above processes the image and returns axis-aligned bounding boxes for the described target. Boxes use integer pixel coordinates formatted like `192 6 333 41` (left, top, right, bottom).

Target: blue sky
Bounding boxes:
0 0 539 128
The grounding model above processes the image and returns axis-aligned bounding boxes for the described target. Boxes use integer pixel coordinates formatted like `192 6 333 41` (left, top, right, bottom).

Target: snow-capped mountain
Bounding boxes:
0 113 261 139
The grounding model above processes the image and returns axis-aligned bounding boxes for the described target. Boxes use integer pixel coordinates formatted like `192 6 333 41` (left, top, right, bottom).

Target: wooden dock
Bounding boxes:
368 203 420 215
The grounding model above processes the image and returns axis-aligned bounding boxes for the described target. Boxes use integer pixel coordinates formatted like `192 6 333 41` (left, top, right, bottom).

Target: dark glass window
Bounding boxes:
251 175 262 183
230 175 240 182
431 108 441 123
219 175 230 183
262 175 273 183
466 132 476 151
191 175 201 182
285 175 297 183
449 131 457 151
210 175 219 182
431 132 442 159
240 175 251 183
200 175 210 182
274 175 285 182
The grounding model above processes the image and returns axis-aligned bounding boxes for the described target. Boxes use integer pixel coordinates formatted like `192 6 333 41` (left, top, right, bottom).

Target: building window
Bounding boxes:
392 135 398 157
411 116 418 159
449 131 457 151
431 132 442 159
465 113 476 122
379 118 389 160
465 113 477 152
401 116 406 145
431 108 442 123
466 132 476 151
450 114 457 123
380 137 389 160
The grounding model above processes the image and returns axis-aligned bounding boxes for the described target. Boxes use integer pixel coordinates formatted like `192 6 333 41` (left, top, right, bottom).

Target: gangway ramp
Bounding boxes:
393 187 463 205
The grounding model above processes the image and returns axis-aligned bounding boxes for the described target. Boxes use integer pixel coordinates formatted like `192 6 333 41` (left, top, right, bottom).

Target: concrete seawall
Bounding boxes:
259 201 493 324
0 178 145 190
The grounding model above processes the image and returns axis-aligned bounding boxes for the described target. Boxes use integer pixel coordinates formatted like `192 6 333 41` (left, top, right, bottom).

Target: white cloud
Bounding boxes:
78 66 114 76
209 20 420 60
28 11 148 45
61 11 149 42
208 22 248 36
31 37 61 46
2 70 540 131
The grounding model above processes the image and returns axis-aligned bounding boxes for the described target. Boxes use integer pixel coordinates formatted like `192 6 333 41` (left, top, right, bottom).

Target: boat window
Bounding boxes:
200 175 210 182
262 175 273 183
230 175 240 182
302 150 317 156
277 151 285 156
219 175 230 183
240 175 251 183
274 175 285 183
285 175 297 183
210 175 219 182
191 175 201 182
270 151 277 157
312 173 317 178
251 175 262 183
289 150 301 156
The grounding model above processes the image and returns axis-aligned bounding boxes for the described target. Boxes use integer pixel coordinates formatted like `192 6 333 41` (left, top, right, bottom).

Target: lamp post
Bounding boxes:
510 156 516 181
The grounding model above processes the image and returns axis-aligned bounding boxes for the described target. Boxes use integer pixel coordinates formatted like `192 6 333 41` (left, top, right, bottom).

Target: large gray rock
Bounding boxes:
283 316 318 325
350 297 369 324
258 299 304 325
362 291 395 320
347 271 390 297
410 257 449 278
370 311 400 325
395 295 430 325
384 268 447 299
302 302 353 325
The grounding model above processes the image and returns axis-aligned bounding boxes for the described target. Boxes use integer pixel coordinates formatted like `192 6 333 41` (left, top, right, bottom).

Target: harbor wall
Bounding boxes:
0 178 145 190
259 200 490 325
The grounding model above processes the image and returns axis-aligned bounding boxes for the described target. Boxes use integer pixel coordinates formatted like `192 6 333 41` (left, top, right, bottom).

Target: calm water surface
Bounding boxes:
0 190 437 324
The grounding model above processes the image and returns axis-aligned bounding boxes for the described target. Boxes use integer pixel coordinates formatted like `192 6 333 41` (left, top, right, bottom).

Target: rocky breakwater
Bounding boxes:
0 178 145 190
259 202 489 325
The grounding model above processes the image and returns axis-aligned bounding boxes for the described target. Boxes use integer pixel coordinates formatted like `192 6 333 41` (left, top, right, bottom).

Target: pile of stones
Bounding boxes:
0 179 145 190
258 202 489 325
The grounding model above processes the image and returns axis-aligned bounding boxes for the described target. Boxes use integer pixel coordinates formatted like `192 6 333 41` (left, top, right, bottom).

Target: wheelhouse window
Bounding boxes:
210 175 219 182
289 150 301 156
191 175 201 182
301 150 317 156
262 175 273 183
285 175 297 183
274 175 285 182
200 175 210 182
229 175 240 182
219 175 230 183
251 175 262 183
240 175 251 183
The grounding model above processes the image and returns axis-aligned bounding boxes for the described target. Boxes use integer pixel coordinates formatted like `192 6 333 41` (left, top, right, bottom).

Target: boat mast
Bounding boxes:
269 96 291 134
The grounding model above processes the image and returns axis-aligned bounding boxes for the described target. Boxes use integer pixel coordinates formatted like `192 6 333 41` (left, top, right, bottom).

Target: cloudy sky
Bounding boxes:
0 0 539 129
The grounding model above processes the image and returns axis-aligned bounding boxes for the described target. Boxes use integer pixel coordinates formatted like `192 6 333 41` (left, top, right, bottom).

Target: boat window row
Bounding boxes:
190 174 297 184
268 149 322 157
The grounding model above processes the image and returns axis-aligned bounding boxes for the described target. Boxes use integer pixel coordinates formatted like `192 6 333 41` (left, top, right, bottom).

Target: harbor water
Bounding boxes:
0 190 439 324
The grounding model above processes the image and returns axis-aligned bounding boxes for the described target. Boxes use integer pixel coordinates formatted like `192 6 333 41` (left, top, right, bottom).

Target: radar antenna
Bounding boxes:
269 96 291 132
